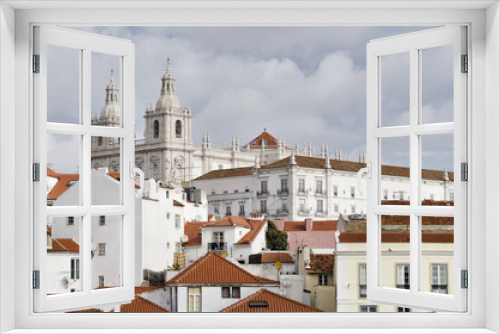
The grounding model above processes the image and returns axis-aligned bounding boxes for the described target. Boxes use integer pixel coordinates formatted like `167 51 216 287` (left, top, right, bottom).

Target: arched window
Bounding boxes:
175 120 182 138
154 120 159 138
98 136 103 146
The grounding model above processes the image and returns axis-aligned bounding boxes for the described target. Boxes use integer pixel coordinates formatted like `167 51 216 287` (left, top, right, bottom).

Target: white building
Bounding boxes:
46 229 80 295
165 251 281 312
91 63 339 183
192 154 454 221
182 215 268 265
47 168 208 288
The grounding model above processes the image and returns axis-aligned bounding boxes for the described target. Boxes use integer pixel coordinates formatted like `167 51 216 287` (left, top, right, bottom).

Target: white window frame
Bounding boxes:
366 25 467 312
1 2 498 333
32 25 136 313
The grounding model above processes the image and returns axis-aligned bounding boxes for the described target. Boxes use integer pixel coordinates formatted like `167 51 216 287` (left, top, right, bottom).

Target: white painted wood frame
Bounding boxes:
366 26 467 312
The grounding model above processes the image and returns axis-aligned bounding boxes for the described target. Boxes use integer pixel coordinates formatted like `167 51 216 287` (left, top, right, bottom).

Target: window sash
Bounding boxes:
366 26 468 312
33 25 135 312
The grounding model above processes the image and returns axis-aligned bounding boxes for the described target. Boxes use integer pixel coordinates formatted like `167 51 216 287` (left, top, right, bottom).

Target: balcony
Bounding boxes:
315 190 327 196
298 209 310 216
207 242 227 255
256 190 269 198
275 208 289 216
238 211 245 217
277 188 289 196
316 210 327 216
297 188 307 195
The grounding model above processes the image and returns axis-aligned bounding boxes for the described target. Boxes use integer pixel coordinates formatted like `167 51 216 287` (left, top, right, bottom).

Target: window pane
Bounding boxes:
380 215 410 289
91 52 121 128
420 216 453 295
380 137 410 205
47 44 80 124
421 45 454 124
381 52 410 127
91 215 123 290
421 133 454 206
47 133 81 207
91 136 122 205
46 216 82 295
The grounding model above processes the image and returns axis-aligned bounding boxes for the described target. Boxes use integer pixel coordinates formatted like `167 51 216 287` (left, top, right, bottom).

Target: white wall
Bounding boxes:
176 285 281 312
46 252 80 294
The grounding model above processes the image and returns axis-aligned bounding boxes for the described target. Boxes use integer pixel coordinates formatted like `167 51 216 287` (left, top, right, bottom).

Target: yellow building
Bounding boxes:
335 215 453 313
297 247 336 312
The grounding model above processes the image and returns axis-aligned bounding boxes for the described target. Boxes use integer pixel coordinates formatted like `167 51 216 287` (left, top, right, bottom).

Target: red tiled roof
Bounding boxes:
261 252 294 263
282 220 337 232
173 200 185 207
381 215 454 226
47 225 52 236
338 232 453 243
47 173 80 200
205 216 251 228
220 289 324 312
135 286 163 294
165 251 279 285
235 220 267 245
183 221 209 246
70 308 104 313
48 238 79 252
193 167 253 181
195 156 452 182
246 131 280 149
283 221 306 232
120 295 169 313
307 254 335 272
312 220 338 231
47 167 59 178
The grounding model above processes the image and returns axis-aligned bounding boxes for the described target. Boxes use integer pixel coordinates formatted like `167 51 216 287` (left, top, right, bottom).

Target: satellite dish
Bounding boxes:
181 235 189 243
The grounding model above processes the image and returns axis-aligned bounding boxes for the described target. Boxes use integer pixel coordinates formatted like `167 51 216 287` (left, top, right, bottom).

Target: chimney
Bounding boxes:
305 218 313 232
274 219 285 231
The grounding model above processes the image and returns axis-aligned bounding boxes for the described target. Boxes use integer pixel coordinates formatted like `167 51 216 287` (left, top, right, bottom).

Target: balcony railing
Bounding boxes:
207 242 227 255
256 190 269 198
297 188 307 195
316 210 327 216
315 190 327 196
275 208 289 216
277 188 289 195
298 209 310 215
238 211 245 217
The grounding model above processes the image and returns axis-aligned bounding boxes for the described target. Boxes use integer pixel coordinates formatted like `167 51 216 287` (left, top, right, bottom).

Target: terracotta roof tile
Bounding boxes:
261 252 294 263
165 251 279 285
338 232 453 243
283 221 306 232
120 295 169 313
70 308 104 313
183 221 207 246
246 131 280 149
48 238 79 252
220 289 324 312
47 167 59 178
173 200 185 207
307 254 335 272
235 220 267 245
195 156 452 182
193 167 253 181
205 216 251 228
312 220 337 231
47 173 80 200
134 286 163 294
381 215 454 226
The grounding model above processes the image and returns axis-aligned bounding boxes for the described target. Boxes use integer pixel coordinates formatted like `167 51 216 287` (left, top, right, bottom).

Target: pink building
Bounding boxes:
274 219 337 253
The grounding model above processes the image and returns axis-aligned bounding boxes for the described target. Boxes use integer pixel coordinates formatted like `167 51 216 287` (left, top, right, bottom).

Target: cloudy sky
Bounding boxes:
47 26 454 174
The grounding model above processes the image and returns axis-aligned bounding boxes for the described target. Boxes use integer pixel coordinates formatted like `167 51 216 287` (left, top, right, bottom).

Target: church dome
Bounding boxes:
156 60 181 110
99 72 121 121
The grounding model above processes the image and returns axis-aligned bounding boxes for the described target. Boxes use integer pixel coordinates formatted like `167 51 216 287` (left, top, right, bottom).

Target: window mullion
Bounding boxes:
409 47 420 295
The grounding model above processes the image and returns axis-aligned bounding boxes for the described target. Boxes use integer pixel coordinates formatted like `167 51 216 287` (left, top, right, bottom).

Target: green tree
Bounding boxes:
266 220 288 250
